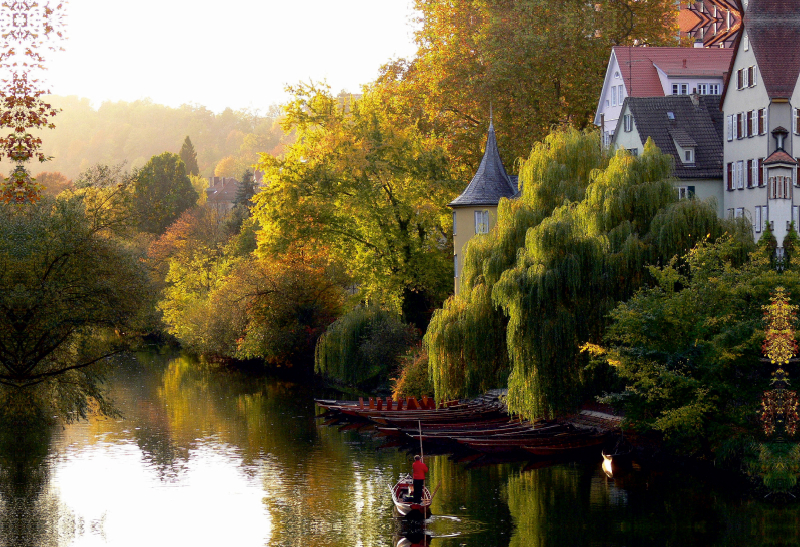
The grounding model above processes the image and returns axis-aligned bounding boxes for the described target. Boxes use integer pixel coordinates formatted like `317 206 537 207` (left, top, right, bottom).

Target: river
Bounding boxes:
2 351 797 546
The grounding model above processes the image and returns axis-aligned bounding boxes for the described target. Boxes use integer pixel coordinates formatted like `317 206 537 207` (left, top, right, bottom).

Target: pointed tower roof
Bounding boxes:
449 122 518 207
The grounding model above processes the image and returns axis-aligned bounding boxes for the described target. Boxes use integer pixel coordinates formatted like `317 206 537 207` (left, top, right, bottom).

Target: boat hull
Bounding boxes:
391 476 432 519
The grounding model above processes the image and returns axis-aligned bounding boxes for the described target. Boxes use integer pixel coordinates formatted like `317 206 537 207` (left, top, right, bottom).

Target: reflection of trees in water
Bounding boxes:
0 416 71 546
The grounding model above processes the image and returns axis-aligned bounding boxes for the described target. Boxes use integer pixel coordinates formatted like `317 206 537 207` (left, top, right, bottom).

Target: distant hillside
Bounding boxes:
21 95 291 180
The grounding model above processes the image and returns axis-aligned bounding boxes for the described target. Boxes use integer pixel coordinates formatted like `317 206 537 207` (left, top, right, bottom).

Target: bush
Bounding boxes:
392 347 433 400
315 305 419 386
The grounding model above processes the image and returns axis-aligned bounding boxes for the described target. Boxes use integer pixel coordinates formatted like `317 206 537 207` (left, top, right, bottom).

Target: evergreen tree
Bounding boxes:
179 136 200 176
234 169 256 207
132 153 198 235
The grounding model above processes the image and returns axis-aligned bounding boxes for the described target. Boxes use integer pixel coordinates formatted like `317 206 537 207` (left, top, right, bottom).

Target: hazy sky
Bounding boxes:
43 0 420 113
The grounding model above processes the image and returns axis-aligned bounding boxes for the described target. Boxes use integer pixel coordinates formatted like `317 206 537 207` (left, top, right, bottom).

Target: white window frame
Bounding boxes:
751 159 759 187
611 86 617 107
474 210 489 234
684 149 694 163
727 115 733 141
737 161 744 189
623 114 632 132
452 211 457 236
735 207 744 219
697 83 707 95
755 206 762 233
454 254 458 278
709 84 720 95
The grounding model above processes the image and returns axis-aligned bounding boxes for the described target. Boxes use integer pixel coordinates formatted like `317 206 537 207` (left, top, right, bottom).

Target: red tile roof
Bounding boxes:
764 150 798 166
613 47 734 98
745 0 800 99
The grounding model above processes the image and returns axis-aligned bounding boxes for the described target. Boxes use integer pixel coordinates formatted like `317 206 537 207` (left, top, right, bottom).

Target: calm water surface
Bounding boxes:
4 352 799 546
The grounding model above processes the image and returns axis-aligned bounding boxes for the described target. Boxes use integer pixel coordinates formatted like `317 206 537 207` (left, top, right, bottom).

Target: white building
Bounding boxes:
595 46 733 144
721 0 800 246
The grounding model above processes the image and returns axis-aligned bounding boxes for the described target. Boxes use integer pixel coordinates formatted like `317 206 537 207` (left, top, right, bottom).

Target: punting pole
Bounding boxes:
418 420 423 461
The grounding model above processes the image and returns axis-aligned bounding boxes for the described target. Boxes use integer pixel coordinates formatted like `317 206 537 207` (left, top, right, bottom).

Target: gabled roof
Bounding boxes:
618 95 724 180
449 122 518 207
669 128 697 148
612 47 734 98
744 0 800 100
764 150 798 165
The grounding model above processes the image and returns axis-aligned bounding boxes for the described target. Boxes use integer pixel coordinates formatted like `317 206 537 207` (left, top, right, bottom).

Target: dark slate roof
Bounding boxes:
449 122 518 207
619 95 724 180
744 0 800 100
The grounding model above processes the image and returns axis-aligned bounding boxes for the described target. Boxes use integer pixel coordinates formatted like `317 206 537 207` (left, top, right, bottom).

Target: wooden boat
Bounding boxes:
524 435 607 457
455 431 596 453
391 474 432 518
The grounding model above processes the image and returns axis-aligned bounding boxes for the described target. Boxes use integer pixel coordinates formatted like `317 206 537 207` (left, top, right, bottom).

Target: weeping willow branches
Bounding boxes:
426 128 751 420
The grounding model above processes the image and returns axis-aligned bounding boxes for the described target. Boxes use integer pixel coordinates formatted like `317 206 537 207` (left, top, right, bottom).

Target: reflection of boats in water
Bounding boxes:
394 528 433 547
391 474 432 518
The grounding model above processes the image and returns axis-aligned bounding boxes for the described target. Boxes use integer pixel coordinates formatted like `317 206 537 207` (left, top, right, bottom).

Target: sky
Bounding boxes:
43 0 420 114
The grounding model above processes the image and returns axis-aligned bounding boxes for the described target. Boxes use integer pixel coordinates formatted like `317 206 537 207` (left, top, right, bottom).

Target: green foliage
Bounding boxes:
179 135 200 176
235 169 256 207
0 193 150 418
253 83 459 327
132 152 199 234
315 305 419 386
426 130 748 420
603 238 790 453
392 347 433 399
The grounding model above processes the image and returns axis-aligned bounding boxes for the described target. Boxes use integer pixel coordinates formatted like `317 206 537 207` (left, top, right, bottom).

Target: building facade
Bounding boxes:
721 0 800 245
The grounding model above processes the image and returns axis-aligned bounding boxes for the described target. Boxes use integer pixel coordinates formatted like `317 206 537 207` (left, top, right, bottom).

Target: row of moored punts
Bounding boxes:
315 396 617 460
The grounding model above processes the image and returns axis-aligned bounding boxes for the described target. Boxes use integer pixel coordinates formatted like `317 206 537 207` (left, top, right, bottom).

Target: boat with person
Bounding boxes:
391 474 433 519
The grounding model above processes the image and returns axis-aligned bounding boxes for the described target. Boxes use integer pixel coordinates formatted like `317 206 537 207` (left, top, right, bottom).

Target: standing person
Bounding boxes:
411 455 428 504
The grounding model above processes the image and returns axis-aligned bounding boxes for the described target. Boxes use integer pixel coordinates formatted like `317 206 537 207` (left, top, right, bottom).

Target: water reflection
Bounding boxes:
0 351 797 546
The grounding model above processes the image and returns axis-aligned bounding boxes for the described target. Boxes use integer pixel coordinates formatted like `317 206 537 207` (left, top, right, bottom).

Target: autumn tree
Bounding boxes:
35 171 72 197
374 0 679 174
253 83 459 327
179 136 200 176
0 192 150 419
132 152 198 235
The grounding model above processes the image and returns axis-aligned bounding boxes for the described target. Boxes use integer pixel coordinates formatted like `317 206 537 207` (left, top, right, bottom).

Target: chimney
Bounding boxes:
690 92 700 107
682 59 687 68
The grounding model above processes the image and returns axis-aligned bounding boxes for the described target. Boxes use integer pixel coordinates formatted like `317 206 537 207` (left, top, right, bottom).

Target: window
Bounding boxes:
755 205 762 233
737 113 743 139
667 111 675 121
759 109 767 135
671 83 688 95
737 161 744 189
759 158 765 186
611 86 617 106
795 108 800 135
727 115 733 141
677 186 695 199
727 162 734 191
748 66 755 87
797 158 800 187
769 176 792 199
747 159 753 188
744 35 749 51
684 149 694 163
737 69 743 90
735 208 744 219
628 148 638 156
454 254 458 278
614 71 621 79
623 114 632 132
474 210 489 234
794 206 800 232
709 84 720 95
727 208 735 219
697 83 707 95
618 85 625 102
746 110 753 137
750 110 758 137
452 211 456 236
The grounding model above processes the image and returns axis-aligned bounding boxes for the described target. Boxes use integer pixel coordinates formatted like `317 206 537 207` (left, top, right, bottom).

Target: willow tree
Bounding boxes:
427 129 748 419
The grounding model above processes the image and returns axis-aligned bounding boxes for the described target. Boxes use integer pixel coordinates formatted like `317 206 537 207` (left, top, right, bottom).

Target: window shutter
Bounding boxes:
727 116 733 141
747 159 753 187
737 161 744 189
727 163 733 190
759 158 765 186
737 113 743 139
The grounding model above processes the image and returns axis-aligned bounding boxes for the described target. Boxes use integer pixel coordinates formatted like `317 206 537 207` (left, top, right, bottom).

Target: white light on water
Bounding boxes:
49 436 271 546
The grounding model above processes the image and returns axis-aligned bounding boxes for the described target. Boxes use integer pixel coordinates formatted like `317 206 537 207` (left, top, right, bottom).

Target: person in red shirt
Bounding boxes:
411 455 428 504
